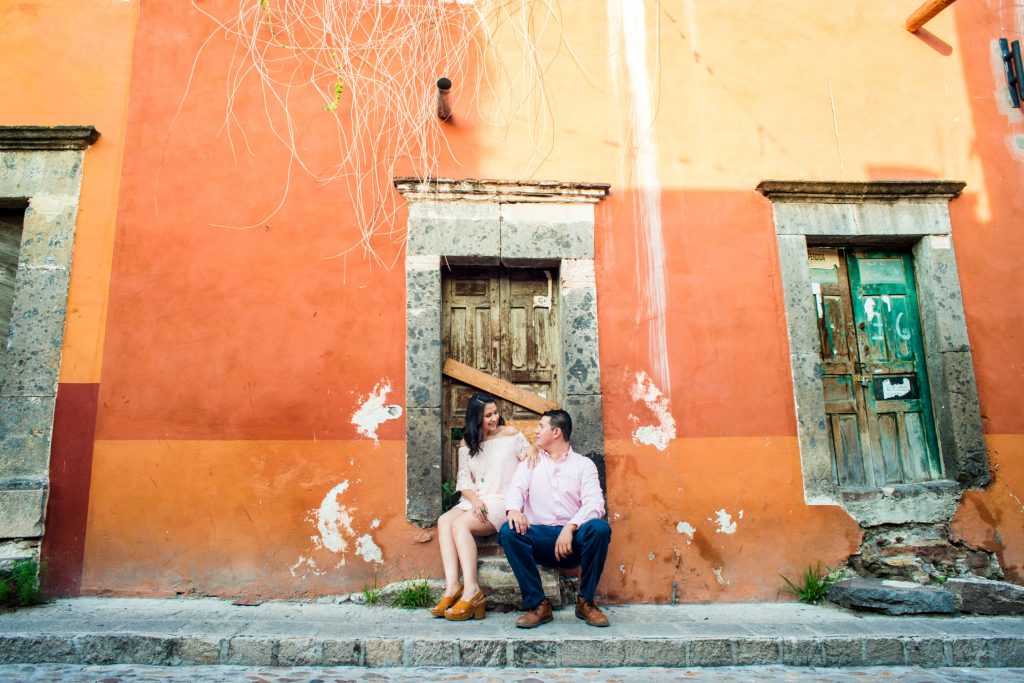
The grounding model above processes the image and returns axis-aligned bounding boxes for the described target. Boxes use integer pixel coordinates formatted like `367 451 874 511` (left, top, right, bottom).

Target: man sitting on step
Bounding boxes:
498 409 612 628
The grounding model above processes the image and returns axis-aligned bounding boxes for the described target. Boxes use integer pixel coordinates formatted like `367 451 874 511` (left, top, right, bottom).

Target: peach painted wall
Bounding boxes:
0 0 138 382
6 0 1018 600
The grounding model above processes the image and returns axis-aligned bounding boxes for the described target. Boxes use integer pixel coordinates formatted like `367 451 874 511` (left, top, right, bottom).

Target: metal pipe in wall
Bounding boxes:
905 0 958 32
437 77 453 121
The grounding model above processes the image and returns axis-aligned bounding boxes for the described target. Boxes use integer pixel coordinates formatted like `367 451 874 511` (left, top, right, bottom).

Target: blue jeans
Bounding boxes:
497 518 611 609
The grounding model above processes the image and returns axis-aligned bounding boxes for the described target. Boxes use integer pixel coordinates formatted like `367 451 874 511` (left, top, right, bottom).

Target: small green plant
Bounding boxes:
780 564 839 605
392 579 435 609
362 582 382 606
0 559 45 608
441 479 461 513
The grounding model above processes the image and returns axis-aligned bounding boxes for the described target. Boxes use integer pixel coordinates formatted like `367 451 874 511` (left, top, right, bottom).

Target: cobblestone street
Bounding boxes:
1 664 1022 682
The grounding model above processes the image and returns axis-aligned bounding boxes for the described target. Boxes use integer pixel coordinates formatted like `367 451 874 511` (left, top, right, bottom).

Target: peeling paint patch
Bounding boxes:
675 521 695 544
619 563 626 575
709 509 742 535
315 481 355 554
289 555 324 577
713 567 728 585
355 534 383 564
291 480 384 577
628 370 676 451
352 381 403 445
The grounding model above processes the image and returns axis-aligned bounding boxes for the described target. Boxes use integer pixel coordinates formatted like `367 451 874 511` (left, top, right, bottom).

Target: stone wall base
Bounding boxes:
848 522 1003 585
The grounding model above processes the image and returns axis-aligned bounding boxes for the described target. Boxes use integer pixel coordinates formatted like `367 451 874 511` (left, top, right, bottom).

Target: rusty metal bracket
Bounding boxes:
1000 38 1023 109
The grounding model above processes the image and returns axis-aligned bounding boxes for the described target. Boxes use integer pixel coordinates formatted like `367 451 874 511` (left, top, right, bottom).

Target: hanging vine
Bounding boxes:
184 0 593 267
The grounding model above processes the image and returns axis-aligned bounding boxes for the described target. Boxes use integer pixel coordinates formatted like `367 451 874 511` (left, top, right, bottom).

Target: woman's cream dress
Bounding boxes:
454 432 530 530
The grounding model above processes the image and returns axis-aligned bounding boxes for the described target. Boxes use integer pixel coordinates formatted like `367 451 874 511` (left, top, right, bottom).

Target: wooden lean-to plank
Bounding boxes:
443 358 560 414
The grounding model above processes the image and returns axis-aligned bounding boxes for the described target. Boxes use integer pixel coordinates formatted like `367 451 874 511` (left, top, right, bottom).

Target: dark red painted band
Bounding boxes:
40 382 99 597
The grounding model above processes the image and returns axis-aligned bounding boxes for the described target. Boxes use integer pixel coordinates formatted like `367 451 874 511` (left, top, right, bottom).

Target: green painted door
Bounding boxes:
810 248 942 487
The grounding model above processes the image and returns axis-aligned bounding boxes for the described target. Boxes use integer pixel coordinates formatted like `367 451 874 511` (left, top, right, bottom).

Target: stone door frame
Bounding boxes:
0 126 99 563
758 180 989 527
395 178 610 526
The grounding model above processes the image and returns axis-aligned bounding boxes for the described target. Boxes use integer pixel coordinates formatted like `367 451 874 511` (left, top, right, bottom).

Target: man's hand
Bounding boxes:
554 524 576 560
507 510 530 534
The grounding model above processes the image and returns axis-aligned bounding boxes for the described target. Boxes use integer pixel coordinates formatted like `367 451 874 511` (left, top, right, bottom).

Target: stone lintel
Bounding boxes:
757 180 966 203
394 177 610 204
0 126 100 151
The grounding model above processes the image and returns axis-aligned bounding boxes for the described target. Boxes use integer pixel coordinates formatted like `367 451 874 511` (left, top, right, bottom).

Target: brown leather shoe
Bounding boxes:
575 596 609 627
515 599 553 628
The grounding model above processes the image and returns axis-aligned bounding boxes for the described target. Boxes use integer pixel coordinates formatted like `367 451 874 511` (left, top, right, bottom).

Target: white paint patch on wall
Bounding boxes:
355 534 384 564
709 508 742 535
289 555 324 577
629 370 677 450
314 481 354 554
607 0 672 395
352 380 403 446
675 521 695 544
290 480 385 577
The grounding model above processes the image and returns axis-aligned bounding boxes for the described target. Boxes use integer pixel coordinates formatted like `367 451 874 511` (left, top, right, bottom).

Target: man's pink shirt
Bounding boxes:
504 448 605 528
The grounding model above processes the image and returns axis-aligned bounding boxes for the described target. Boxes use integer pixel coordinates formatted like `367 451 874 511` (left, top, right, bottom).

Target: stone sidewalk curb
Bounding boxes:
2 599 1022 669
1 633 1022 668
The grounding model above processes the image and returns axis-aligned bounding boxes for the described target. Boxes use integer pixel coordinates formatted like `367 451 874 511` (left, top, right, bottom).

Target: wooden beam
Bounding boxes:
905 0 958 32
442 358 560 415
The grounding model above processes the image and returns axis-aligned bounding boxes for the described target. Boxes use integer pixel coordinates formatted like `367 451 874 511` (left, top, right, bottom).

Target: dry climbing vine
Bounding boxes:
185 0 592 267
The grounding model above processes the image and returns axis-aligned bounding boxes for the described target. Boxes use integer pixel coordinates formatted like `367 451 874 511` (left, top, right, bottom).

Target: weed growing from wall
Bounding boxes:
0 560 45 608
780 564 840 605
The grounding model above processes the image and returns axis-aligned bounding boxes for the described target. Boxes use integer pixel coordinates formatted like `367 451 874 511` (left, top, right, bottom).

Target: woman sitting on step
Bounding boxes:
431 392 536 621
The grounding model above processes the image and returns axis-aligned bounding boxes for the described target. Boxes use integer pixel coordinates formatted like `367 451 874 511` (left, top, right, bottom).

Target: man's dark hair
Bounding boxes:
542 409 573 442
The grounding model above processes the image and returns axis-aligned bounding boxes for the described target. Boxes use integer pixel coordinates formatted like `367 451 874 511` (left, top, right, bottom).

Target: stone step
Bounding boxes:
944 577 1024 616
476 555 576 611
828 578 957 615
1 598 1022 669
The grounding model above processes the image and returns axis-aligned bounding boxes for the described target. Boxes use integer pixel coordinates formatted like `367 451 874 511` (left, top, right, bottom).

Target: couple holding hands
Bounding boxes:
431 392 612 628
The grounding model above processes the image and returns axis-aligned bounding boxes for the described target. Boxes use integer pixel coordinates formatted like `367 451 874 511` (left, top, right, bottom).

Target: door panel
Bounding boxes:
810 248 872 486
811 247 942 487
848 250 942 484
441 268 560 488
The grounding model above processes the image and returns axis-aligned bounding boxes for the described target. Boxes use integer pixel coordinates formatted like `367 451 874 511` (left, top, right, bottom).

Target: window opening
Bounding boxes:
0 205 25 386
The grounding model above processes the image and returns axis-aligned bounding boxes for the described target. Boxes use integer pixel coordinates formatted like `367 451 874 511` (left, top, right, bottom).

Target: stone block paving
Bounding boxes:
0 664 1022 682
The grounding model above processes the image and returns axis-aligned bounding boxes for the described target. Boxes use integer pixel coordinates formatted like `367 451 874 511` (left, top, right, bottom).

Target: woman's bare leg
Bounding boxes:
452 514 497 598
437 508 467 596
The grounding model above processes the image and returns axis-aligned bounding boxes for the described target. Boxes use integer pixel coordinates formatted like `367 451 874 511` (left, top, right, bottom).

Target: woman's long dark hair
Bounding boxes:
463 392 505 456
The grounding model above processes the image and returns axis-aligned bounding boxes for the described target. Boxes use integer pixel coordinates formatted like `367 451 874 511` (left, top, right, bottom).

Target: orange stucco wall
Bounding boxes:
4 0 1021 602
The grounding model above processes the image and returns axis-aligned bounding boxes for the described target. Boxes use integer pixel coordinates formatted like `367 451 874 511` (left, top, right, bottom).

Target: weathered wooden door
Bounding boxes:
809 248 942 487
441 267 559 486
